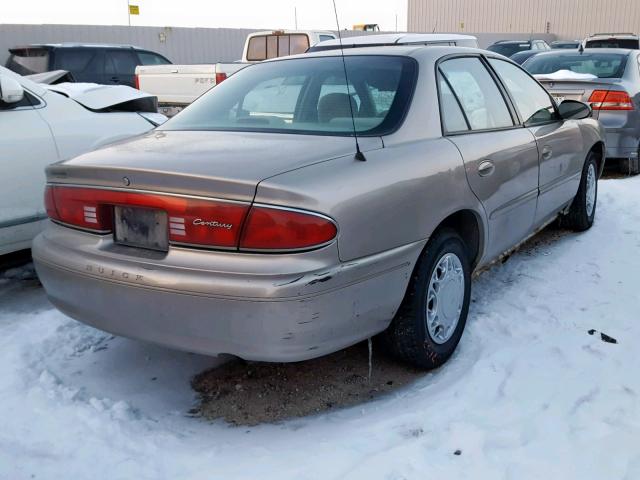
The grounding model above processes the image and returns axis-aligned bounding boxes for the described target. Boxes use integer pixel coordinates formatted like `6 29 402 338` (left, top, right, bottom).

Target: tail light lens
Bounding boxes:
215 72 227 85
588 90 634 110
45 186 249 248
44 186 337 252
134 74 140 89
239 206 337 251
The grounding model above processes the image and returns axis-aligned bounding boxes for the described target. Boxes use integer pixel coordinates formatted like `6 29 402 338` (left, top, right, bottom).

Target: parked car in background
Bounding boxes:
551 40 581 49
135 30 336 117
6 44 171 87
524 48 640 174
583 33 639 49
34 46 604 370
509 50 541 65
0 66 165 255
307 33 479 52
486 39 551 57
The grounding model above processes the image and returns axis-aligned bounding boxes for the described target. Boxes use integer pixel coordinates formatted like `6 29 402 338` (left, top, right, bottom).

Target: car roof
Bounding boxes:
10 43 144 50
529 47 636 57
315 33 477 47
493 40 533 44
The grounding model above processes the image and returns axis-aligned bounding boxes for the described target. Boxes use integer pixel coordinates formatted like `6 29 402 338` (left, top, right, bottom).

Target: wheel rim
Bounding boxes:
426 252 465 345
586 163 596 217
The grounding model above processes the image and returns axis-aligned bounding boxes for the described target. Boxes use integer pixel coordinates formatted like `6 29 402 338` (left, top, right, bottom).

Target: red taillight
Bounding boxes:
134 74 140 89
45 186 337 252
215 72 227 85
588 90 634 110
239 206 337 251
45 186 249 248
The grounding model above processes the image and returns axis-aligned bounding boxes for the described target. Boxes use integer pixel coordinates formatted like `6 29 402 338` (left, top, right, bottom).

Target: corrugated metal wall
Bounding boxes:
0 24 261 66
408 0 640 40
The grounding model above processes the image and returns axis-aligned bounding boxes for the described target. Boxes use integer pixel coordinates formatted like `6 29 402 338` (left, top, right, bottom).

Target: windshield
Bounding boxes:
585 39 639 49
162 55 417 136
487 43 530 57
524 53 628 78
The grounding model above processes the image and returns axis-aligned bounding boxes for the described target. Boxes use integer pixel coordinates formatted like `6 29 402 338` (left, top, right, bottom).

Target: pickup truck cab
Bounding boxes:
135 30 336 116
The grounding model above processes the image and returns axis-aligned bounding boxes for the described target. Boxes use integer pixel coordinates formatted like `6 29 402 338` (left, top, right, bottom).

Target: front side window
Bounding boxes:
162 55 416 136
105 50 138 74
439 57 513 131
489 58 558 126
524 52 628 78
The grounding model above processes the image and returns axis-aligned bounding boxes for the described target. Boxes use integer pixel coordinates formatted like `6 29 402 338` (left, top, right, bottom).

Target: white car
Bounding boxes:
0 66 166 256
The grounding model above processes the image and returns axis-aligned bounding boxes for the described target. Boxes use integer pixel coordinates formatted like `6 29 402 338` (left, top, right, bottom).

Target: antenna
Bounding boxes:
331 0 366 161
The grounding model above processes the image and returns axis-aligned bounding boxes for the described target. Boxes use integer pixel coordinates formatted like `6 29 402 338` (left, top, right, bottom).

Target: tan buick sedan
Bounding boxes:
33 46 604 369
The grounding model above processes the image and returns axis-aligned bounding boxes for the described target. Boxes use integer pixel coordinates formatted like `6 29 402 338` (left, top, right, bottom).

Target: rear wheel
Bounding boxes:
561 152 598 231
619 149 640 175
382 229 471 369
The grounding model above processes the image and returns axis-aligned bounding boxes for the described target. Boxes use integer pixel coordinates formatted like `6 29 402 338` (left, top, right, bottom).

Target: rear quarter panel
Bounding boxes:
255 137 486 262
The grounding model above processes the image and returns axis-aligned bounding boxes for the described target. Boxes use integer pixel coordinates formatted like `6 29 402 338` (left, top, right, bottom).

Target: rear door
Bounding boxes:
488 58 585 226
438 55 540 261
104 49 138 86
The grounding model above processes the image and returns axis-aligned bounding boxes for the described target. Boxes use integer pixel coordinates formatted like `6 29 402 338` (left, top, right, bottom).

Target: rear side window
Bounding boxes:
6 49 49 75
438 74 469 133
137 51 170 65
489 59 558 126
105 50 138 74
54 49 101 74
247 34 310 61
439 57 513 131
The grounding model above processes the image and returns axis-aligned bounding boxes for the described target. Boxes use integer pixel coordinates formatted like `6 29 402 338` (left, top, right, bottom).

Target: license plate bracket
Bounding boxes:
114 206 168 251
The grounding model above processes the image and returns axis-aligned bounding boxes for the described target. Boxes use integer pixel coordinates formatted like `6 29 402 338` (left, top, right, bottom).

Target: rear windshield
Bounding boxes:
524 53 628 78
487 43 530 57
161 55 417 136
6 48 49 75
585 39 639 49
246 34 310 61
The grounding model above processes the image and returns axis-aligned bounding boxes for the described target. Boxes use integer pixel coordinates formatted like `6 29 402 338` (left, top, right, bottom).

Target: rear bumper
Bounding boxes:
597 113 639 158
32 222 422 361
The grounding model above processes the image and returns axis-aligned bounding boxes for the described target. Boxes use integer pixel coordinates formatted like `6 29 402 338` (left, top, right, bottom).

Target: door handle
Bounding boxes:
110 76 120 82
478 160 495 177
542 145 553 160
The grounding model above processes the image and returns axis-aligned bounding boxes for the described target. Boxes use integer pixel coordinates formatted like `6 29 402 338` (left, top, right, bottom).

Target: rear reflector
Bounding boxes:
134 74 140 90
45 186 338 252
239 206 337 251
588 90 634 110
215 72 227 84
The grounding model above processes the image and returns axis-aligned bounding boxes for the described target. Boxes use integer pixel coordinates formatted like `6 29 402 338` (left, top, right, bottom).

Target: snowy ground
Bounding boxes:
1 176 640 480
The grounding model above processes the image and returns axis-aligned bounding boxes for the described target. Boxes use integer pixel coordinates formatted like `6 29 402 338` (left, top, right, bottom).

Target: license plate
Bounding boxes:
551 94 565 105
114 206 168 251
159 105 183 117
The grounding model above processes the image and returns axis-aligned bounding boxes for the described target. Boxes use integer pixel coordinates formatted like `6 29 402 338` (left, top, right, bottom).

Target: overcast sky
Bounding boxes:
3 0 408 32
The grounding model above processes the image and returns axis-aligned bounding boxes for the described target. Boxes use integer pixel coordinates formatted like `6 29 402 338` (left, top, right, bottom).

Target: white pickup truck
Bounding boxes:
135 30 336 116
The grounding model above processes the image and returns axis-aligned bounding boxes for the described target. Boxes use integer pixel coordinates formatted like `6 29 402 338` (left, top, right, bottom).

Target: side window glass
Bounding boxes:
137 52 170 65
439 57 513 130
105 51 138 75
437 73 469 133
247 36 267 61
488 58 558 126
54 49 95 72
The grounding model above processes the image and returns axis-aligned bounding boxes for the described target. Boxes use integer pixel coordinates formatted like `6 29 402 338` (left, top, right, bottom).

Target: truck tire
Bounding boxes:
382 228 471 370
561 152 598 231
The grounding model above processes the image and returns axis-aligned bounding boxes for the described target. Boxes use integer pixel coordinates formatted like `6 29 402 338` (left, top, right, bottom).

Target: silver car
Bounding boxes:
524 48 640 174
33 47 604 369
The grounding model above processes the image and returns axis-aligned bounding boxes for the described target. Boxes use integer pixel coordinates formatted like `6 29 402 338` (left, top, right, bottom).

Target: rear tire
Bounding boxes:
619 151 640 176
382 229 471 370
561 152 598 231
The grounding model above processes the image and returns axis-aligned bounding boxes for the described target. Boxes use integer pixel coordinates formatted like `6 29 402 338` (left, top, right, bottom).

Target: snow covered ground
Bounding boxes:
1 176 639 480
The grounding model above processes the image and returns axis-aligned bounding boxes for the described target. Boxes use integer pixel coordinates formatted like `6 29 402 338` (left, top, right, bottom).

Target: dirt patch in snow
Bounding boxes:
191 341 424 425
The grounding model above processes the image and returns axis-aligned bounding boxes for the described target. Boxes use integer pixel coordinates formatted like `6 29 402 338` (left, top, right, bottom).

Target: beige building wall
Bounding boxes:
408 0 640 40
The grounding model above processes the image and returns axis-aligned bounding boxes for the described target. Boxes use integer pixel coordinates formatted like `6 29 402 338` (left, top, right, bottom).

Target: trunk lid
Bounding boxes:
47 130 382 202
535 77 626 118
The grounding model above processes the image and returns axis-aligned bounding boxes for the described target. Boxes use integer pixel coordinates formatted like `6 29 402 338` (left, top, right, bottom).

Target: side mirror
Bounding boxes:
0 74 25 104
558 99 591 120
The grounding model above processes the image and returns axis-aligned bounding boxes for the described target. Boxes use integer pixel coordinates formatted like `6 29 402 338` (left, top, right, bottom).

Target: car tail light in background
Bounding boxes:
44 186 337 252
239 206 337 251
134 74 140 89
215 72 227 85
588 90 634 110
